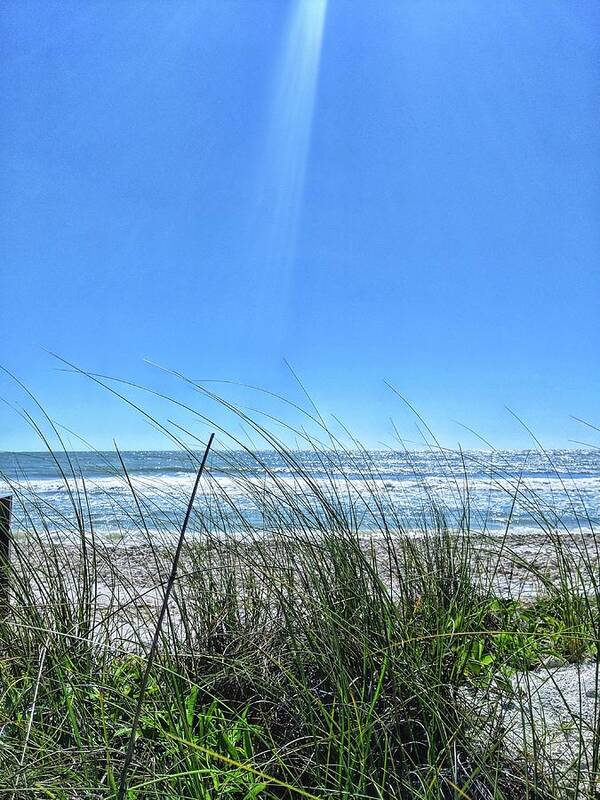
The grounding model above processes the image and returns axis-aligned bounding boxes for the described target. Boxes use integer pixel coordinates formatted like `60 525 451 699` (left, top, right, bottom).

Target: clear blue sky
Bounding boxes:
1 0 599 451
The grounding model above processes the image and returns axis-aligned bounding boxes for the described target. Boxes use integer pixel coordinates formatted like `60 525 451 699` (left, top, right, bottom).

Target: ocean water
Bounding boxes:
1 448 599 539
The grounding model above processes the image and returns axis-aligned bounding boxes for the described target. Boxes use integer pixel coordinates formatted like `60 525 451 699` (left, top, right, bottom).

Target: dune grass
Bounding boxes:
0 378 599 799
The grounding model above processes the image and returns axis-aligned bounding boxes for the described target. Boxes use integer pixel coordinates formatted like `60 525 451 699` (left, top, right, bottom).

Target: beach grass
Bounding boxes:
0 382 599 799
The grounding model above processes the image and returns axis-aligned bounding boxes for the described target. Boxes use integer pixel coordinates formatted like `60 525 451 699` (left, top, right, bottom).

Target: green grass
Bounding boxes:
0 378 599 799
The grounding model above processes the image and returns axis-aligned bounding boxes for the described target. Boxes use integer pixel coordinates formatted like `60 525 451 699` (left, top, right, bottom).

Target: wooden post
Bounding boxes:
0 495 11 606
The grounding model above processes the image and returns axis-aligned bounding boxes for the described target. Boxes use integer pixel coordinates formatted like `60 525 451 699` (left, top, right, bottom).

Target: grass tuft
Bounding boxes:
0 379 599 799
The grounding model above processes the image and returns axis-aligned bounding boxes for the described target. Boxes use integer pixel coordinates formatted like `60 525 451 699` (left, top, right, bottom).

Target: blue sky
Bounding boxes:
1 0 599 451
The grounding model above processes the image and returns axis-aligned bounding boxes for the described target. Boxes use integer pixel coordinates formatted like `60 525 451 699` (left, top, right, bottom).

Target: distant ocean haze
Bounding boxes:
1 449 599 539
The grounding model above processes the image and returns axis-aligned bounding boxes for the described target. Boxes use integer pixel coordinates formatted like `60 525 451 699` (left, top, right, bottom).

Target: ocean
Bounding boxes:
1 448 599 539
